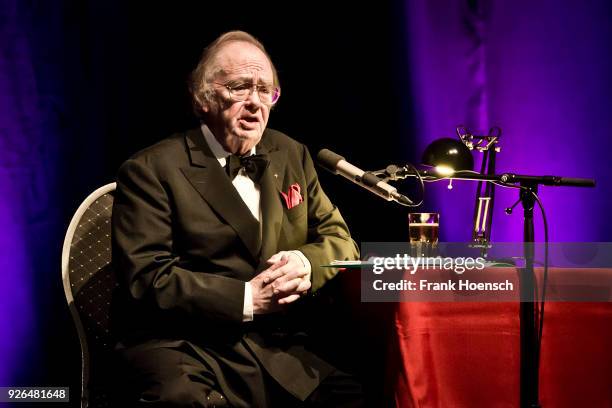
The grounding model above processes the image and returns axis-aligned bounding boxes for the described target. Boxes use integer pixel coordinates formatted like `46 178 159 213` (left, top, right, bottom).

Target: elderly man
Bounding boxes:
111 31 362 407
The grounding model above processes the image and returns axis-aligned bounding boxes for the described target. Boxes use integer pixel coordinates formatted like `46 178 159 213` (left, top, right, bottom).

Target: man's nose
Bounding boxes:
244 88 263 109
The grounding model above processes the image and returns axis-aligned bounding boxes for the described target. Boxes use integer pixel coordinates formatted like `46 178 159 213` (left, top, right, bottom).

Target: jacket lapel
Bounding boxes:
180 128 262 261
256 137 287 269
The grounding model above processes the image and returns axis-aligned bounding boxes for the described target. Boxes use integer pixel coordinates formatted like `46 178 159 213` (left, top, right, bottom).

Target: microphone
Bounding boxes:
317 149 414 206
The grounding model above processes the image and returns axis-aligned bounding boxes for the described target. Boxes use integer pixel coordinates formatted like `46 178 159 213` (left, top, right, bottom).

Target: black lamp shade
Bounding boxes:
421 138 474 171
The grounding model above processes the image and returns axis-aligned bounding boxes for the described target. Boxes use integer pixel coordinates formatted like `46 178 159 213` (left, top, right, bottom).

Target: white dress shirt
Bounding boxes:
201 124 311 322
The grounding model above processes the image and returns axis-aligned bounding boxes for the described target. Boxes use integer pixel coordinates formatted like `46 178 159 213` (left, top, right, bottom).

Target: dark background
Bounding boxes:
59 0 418 237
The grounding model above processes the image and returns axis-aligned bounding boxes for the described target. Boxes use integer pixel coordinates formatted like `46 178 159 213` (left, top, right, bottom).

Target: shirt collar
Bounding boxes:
200 123 256 167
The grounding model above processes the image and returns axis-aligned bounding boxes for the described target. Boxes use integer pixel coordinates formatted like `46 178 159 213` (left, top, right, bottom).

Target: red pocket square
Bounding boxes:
280 183 304 209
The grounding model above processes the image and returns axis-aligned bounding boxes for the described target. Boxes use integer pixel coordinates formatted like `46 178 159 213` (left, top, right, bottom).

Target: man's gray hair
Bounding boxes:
189 31 280 118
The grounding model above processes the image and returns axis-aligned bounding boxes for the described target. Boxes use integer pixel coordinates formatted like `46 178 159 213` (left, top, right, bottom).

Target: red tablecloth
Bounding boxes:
392 268 612 408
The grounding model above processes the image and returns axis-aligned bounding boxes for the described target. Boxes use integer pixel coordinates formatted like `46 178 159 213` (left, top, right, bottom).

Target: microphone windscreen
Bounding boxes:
316 149 345 175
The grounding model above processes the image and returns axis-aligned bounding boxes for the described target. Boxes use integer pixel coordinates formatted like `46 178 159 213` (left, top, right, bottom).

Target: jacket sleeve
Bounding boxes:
296 145 360 292
112 157 245 324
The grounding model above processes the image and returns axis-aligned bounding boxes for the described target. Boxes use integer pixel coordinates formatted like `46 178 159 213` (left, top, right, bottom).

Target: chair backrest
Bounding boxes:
62 183 117 408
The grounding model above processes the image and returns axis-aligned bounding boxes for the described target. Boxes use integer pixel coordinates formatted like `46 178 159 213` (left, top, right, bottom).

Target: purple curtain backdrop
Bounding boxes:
405 0 612 242
0 1 67 384
0 2 39 384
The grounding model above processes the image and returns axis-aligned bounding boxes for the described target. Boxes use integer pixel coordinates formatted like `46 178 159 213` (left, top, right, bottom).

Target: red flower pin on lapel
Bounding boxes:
280 183 304 209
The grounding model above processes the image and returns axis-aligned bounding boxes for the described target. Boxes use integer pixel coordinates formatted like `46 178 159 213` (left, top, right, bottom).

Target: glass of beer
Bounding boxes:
408 213 439 258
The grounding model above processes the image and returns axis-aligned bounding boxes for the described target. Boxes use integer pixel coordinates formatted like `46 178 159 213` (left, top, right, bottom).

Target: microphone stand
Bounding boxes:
385 166 595 408
519 181 539 408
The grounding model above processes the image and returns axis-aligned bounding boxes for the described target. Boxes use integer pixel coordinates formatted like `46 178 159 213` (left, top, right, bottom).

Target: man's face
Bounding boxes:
203 41 274 155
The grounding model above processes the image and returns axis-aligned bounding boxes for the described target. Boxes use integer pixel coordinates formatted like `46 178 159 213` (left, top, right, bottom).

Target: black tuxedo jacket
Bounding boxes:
111 127 359 401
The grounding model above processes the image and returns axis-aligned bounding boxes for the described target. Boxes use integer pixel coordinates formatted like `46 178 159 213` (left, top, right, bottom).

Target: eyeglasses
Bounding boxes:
216 81 281 105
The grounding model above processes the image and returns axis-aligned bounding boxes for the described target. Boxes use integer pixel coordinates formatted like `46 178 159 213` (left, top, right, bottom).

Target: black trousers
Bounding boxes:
115 339 364 408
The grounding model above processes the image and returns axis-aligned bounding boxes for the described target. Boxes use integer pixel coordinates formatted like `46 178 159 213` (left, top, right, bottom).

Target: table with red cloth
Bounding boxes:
390 267 612 408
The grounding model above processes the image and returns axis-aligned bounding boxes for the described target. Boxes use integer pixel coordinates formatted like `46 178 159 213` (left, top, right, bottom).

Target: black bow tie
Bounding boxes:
225 153 269 183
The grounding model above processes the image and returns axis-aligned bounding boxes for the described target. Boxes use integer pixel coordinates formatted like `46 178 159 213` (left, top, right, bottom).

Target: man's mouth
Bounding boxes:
239 117 259 129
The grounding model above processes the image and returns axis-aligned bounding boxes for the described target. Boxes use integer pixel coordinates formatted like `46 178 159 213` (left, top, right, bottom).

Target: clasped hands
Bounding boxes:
250 251 311 314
